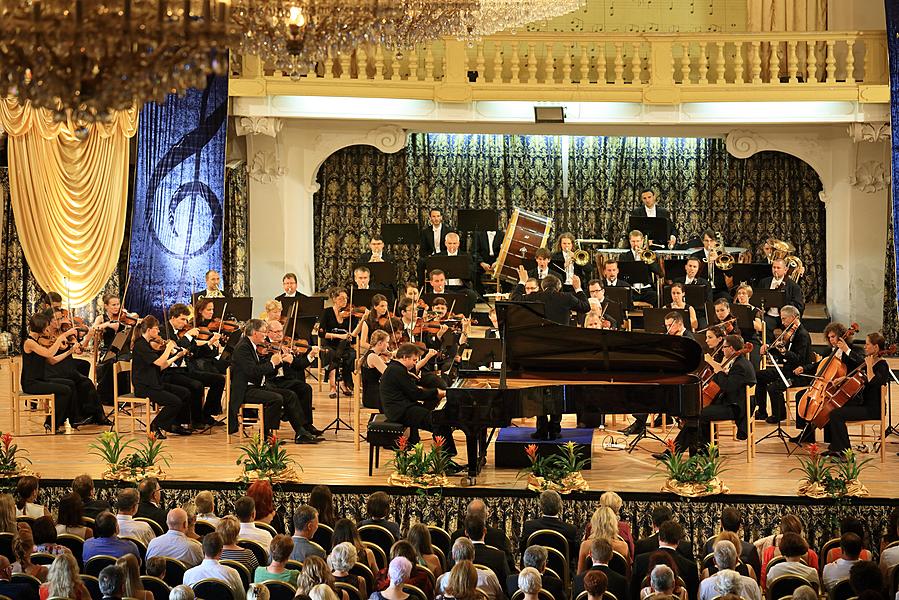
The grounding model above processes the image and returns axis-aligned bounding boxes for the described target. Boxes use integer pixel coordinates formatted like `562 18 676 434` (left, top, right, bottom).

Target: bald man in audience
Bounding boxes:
450 499 515 571
146 508 204 567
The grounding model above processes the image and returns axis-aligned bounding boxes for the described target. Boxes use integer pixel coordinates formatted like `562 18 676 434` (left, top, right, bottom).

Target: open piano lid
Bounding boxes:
497 302 703 375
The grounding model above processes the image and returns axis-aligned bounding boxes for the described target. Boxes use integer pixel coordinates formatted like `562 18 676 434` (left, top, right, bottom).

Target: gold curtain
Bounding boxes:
0 99 138 306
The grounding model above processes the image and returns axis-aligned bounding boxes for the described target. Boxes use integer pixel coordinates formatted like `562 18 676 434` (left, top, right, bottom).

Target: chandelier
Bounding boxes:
0 0 238 122
233 0 586 79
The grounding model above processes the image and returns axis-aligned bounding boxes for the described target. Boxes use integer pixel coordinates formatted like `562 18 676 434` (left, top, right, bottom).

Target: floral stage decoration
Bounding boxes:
792 443 873 498
656 441 729 497
387 434 452 488
520 441 589 493
236 432 303 483
89 431 170 482
0 432 34 477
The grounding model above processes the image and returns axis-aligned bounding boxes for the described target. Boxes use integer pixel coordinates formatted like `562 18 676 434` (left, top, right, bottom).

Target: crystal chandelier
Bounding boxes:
0 0 239 122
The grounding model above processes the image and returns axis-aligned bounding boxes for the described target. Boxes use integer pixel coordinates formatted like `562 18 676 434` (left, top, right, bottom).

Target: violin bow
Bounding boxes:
289 302 300 349
118 273 132 326
386 298 398 348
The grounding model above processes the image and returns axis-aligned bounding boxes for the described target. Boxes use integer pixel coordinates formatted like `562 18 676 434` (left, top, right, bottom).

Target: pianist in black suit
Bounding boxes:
510 268 590 439
357 235 396 265
619 230 662 306
380 343 457 457
631 189 678 247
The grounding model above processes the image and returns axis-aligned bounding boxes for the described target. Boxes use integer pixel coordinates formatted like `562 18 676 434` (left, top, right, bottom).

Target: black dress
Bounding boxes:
320 308 356 384
361 350 383 410
20 337 74 430
131 336 190 432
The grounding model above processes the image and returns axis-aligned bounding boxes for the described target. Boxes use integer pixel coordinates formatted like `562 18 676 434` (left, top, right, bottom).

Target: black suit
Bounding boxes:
633 534 694 561
754 323 812 421
520 515 578 562
629 206 677 239
702 537 761 582
758 276 805 343
83 497 111 521
420 224 455 256
451 527 515 573
573 564 629 600
618 250 661 305
472 231 505 266
632 547 699 600
473 542 511 584
380 360 455 454
689 250 730 300
508 571 566 600
0 580 38 600
136 500 168 531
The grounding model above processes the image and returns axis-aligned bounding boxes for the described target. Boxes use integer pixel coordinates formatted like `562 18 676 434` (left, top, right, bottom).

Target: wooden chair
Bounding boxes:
853 384 889 463
785 386 810 427
10 358 56 435
263 580 299 600
226 366 266 444
710 384 757 463
113 361 155 434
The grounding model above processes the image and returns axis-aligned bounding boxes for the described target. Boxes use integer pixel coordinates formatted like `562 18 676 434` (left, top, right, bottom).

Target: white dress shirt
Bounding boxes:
432 225 442 252
238 522 273 548
562 251 574 284
197 514 221 527
486 231 497 256
116 514 156 546
645 206 657 217
183 558 246 600
445 251 463 286
822 558 859 591
146 530 204 567
767 277 785 316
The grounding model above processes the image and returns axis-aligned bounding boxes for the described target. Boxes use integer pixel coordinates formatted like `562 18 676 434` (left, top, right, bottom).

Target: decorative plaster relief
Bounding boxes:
847 122 890 144
235 117 284 138
249 151 286 183
849 161 890 194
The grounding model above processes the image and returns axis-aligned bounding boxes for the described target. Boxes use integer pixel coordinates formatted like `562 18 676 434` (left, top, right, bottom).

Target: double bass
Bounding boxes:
797 322 859 422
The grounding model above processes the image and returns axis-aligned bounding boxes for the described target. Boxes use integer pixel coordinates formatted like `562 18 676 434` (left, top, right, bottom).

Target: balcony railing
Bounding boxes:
229 30 889 103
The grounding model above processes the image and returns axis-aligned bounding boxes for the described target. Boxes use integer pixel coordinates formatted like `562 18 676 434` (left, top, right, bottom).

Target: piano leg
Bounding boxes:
461 426 489 484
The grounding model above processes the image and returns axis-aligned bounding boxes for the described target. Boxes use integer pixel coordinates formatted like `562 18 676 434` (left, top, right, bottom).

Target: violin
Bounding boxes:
797 322 859 422
148 335 169 352
117 312 140 326
178 325 215 342
768 320 798 354
338 305 367 319
207 318 240 334
411 318 443 336
59 312 91 342
281 336 329 355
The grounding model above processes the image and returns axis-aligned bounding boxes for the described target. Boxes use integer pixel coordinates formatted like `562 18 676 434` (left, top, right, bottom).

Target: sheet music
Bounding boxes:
526 0 744 33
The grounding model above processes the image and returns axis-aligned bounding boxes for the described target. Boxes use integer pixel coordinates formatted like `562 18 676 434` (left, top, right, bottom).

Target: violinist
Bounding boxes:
789 323 864 444
415 298 453 389
93 293 138 406
583 313 604 329
658 335 755 457
755 305 811 425
265 319 324 441
760 258 805 342
319 287 361 398
587 279 619 329
732 284 765 374
402 282 421 302
20 312 79 433
164 303 226 429
359 294 391 351
193 298 228 375
198 269 225 299
396 298 418 342
711 299 741 338
361 330 392 410
664 283 698 331
673 258 713 303
131 316 193 438
820 332 890 456
704 325 727 368
259 299 283 322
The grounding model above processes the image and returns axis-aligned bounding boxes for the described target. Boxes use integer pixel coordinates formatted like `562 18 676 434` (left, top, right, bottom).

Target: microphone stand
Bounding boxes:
628 321 677 453
755 324 797 452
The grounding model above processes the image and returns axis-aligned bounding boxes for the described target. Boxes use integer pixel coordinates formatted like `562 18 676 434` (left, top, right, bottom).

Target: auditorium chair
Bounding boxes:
134 516 164 536
608 551 629 577
56 533 85 568
830 578 855 600
85 554 118 577
365 414 409 476
312 522 335 551
254 521 277 537
29 552 55 565
140 574 172 600
819 538 841 570
576 591 620 600
336 581 363 600
238 538 270 567
767 574 816 600
364 541 388 570
526 529 571 566
404 583 429 600
113 361 156 434
160 557 188 586
0 532 14 562
709 385 757 463
264 580 299 600
427 525 452 558
192 578 235 600
80 574 101 599
221 559 251 590
359 523 396 562
195 520 216 537
543 546 570 592
350 561 375 592
10 359 56 435
432 545 447 572
11 573 40 596
121 536 148 565
511 589 554 600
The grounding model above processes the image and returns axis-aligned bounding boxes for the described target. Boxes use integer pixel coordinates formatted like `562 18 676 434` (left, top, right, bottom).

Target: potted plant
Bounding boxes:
657 441 729 497
387 435 451 488
520 442 589 493
90 431 171 482
793 443 873 498
0 432 32 477
236 432 302 483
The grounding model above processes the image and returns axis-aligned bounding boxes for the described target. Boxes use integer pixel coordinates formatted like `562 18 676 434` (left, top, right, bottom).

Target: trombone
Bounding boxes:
639 237 657 264
572 238 610 267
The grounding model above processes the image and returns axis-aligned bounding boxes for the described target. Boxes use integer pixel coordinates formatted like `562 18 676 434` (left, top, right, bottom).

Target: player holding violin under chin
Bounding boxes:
359 293 391 352
21 312 81 433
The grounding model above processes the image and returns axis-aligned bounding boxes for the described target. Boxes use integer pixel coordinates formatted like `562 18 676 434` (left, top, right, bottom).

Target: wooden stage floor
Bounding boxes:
3 362 899 497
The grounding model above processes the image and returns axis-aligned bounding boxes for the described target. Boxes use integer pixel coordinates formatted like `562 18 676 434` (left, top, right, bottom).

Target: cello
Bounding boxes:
702 343 754 408
797 322 859 422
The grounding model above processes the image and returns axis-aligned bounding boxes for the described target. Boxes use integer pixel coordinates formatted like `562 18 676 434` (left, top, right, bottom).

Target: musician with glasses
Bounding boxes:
754 305 811 425
759 258 805 343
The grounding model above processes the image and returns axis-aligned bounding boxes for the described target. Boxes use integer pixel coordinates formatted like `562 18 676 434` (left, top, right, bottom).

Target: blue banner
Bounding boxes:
128 76 228 316
888 2 899 318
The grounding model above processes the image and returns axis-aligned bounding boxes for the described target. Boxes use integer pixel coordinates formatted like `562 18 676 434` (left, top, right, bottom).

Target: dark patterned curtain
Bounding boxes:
224 161 250 296
314 144 411 290
884 206 898 341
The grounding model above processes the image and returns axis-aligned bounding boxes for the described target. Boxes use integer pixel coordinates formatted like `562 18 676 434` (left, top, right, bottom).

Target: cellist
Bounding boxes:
790 322 864 444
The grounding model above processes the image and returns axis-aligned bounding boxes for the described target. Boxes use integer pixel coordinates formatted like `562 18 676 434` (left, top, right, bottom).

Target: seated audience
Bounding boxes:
634 506 693 560
791 585 818 600
758 514 819 585
703 508 760 579
56 493 93 539
291 505 326 563
180 500 201 541
374 541 433 597
296 555 349 600
408 523 443 576
15 476 48 519
461 515 509 584
194 491 220 527
632 521 698 600
706 570 747 600
329 541 368 598
450 500 514 572
520 491 577 564
638 553 687 600
584 569 608 600
247 480 285 535
517 567 542 600
136 478 168 532
146 557 167 580
32 517 69 556
248 582 271 600
39 553 90 600
333 518 377 572
573 538 629 600
359 492 402 540
600 492 635 559
82 512 140 563
182 532 246 600
578 507 629 573
13 528 49 582
116 554 152 600
823 533 863 592
699 541 761 600
437 538 503 600
646 564 678 600
849 561 883 597
506 545 565 600
372 556 412 600
235 496 273 548
98 564 126 600
765 533 819 591
217 515 260 573
0 495 16 534
145 508 204 567
882 508 899 552
254 534 300 586
115 488 156 546
826 517 872 564
309 485 338 529
72 474 110 521
169 585 195 600
708 532 757 581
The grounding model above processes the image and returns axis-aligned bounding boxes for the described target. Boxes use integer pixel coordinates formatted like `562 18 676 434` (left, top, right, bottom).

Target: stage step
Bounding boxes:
803 303 829 334
494 427 593 469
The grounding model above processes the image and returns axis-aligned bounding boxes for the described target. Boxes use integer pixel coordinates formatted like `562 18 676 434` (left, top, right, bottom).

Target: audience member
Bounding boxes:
600 492 635 559
0 554 38 600
32 516 68 556
638 552 687 600
506 545 565 600
707 570 745 600
145 508 204 567
371 556 411 600
758 516 817 588
56 493 93 538
765 533 819 591
359 492 402 540
375 541 433 598
146 557 167 580
849 561 883 597
295 555 348 600
248 582 272 600
254 534 300 586
12 527 49 582
217 515 260 572
98 564 125 600
182 532 246 600
823 533 863 592
579 507 629 573
437 538 503 600
461 515 509 584
329 541 368 598
408 523 443 576
698 541 761 600
194 491 220 526
517 567 542 600
450 500 514 572
82 512 140 563
247 480 285 535
882 508 899 552
308 582 337 600
309 485 337 528
646 564 678 600
291 505 325 562
136 478 168 532
0 495 17 533
827 517 872 563
168 585 195 600
520 491 578 564
15 476 48 519
632 522 698 600
634 506 694 560
584 569 608 600
39 553 87 600
790 585 817 600
333 518 377 572
115 488 156 545
180 500 201 541
712 532 757 581
72 474 110 521
703 509 760 579
235 496 273 549
116 554 152 600
573 538 629 600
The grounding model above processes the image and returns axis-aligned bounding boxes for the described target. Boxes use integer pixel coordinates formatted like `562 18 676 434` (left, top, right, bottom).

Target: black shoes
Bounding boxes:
445 461 465 474
169 425 192 436
736 431 748 441
765 416 781 424
530 430 547 440
294 429 321 444
620 422 646 436
307 425 325 436
152 428 167 439
652 450 673 461
547 431 562 441
203 416 225 427
789 433 814 444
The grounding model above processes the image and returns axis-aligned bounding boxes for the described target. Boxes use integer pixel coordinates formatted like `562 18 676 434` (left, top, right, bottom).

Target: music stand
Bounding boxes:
604 287 633 311
601 300 625 327
381 223 420 246
351 288 394 309
465 338 503 369
425 255 473 281
295 296 326 317
628 216 670 245
664 259 687 282
643 308 690 334
360 262 397 289
730 263 773 288
730 304 757 332
201 297 253 321
99 328 133 364
457 209 499 231
752 288 786 313
617 262 653 290
421 292 473 316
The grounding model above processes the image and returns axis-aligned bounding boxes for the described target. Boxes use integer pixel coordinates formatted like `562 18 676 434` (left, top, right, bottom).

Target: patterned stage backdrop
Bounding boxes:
128 76 228 317
887 1 899 330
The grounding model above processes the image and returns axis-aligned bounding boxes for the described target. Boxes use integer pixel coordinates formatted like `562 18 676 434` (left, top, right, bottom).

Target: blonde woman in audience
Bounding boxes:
39 553 91 600
15 476 49 518
578 507 629 573
407 523 443 576
599 491 634 558
517 567 542 600
329 541 368 598
248 582 271 600
296 555 349 600
370 556 411 600
12 527 49 581
117 554 153 600
310 582 340 600
0 494 16 533
440 560 480 600
255 534 300 586
195 491 220 526
169 584 195 600
217 515 260 572
181 500 201 541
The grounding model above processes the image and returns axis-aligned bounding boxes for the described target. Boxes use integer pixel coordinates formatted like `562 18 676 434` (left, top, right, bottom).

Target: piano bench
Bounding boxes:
367 414 410 476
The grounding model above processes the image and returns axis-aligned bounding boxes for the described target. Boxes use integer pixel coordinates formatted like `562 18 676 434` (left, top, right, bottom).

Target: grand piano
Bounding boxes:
435 302 704 482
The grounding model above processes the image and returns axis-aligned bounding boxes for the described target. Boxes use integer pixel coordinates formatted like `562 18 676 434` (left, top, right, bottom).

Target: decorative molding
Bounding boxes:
847 122 890 144
304 124 408 189
235 116 283 138
248 151 286 183
849 161 890 194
